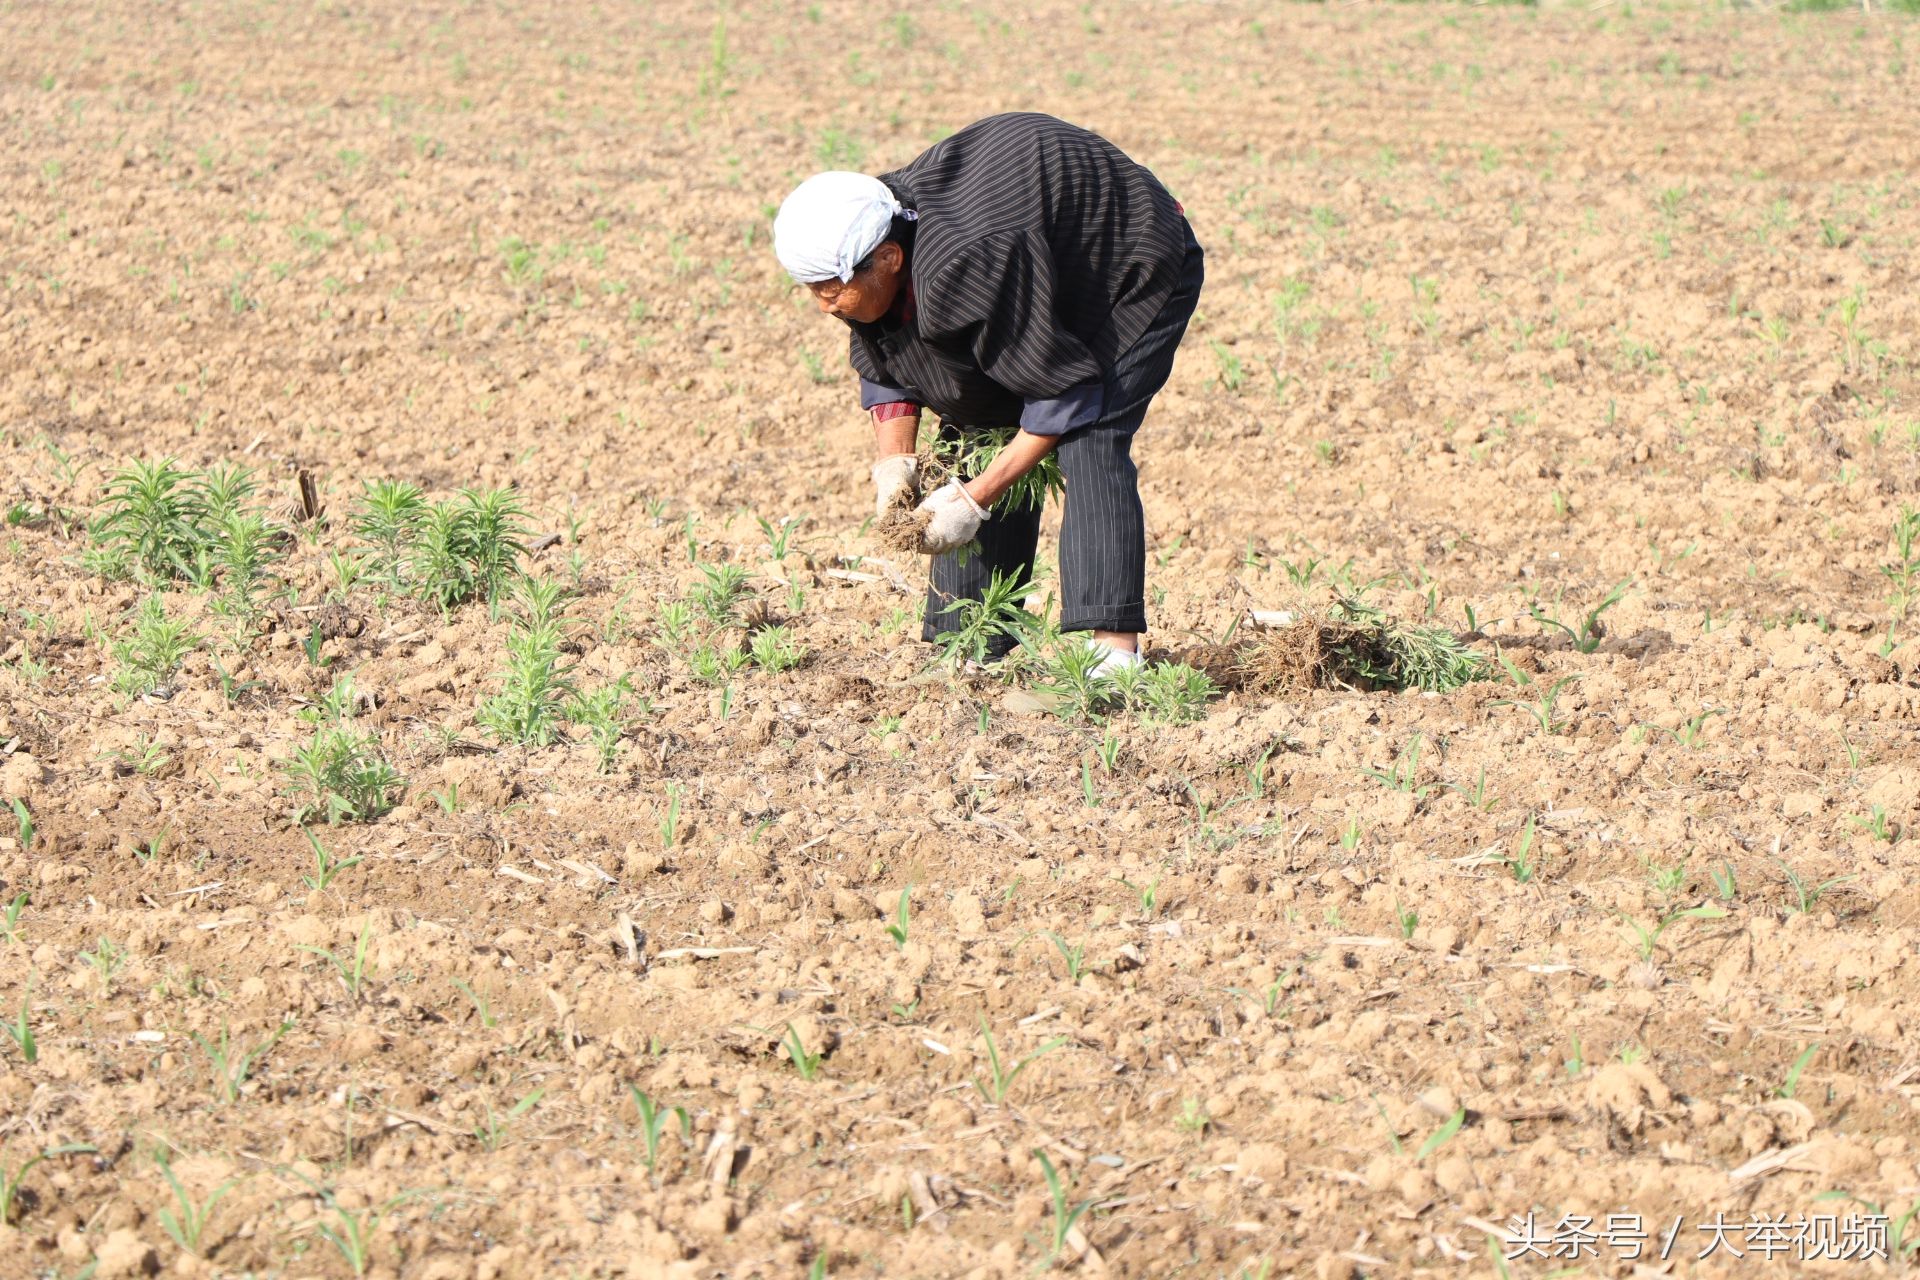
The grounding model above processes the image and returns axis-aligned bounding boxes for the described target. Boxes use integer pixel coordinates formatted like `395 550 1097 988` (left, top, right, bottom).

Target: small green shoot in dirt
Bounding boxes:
1773 855 1855 915
1174 1097 1211 1133
783 1025 822 1081
658 783 683 850
1652 707 1722 749
1418 1108 1466 1161
1711 861 1738 902
1081 757 1099 807
749 623 806 673
1492 674 1580 737
930 566 1042 669
1445 765 1496 812
450 978 496 1028
974 1017 1066 1105
193 1020 292 1105
1034 1148 1099 1266
1117 874 1160 918
1620 904 1727 962
296 918 374 1000
79 936 126 994
1 893 25 945
1776 1042 1820 1100
8 798 32 849
303 1183 430 1278
1530 578 1631 652
1044 931 1088 984
300 827 363 891
1361 733 1434 797
1565 1034 1585 1079
1339 816 1362 853
1812 1192 1920 1262
473 1085 545 1151
1850 805 1898 843
628 1085 691 1176
155 1154 241 1257
1 1144 96 1225
1394 899 1418 940
1502 815 1543 883
3 987 36 1063
885 886 911 951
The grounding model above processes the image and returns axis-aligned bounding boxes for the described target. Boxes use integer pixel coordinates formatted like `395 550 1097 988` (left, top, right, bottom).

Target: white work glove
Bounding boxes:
916 480 988 555
871 454 920 518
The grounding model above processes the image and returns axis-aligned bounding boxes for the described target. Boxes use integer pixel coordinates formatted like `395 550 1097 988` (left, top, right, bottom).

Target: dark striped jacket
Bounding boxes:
848 112 1189 434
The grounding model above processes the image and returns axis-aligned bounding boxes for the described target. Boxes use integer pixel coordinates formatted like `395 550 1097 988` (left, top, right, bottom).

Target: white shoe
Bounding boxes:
1088 643 1144 681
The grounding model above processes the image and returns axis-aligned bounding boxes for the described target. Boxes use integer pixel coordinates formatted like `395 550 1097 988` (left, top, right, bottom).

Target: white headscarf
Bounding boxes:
773 172 912 283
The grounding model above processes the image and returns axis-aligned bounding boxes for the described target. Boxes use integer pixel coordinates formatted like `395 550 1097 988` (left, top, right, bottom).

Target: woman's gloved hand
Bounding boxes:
916 480 988 554
871 454 920 518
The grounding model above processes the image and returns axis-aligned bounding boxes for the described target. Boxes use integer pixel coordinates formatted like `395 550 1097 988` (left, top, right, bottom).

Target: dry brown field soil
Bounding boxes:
3 1 1920 1276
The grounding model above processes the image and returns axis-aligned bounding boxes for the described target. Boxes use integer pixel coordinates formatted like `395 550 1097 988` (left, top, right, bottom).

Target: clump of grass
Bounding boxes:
281 724 403 825
925 428 1065 515
111 594 201 696
88 458 211 581
748 624 807 673
1217 594 1488 695
477 583 575 747
349 482 530 611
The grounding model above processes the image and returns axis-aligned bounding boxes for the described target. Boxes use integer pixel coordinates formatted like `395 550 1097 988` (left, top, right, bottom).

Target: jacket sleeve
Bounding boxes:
925 232 1106 434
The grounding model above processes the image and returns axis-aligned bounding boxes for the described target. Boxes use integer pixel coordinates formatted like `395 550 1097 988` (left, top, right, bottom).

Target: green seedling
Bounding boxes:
193 1020 292 1105
1081 757 1099 808
1502 815 1544 883
973 1017 1066 1105
1711 861 1738 902
658 783 683 850
296 919 374 1000
80 937 127 994
1372 1094 1404 1156
1776 1042 1819 1100
1850 805 1897 843
1418 1108 1466 1161
473 1085 545 1151
1812 1193 1920 1261
1619 904 1727 962
429 782 463 814
1530 578 1631 652
308 1185 430 1277
1034 1148 1099 1265
1361 734 1434 797
1136 661 1216 723
1 892 25 944
300 827 363 891
1565 1034 1585 1078
1175 1097 1211 1133
450 978 496 1028
9 798 34 849
1492 674 1580 736
783 1025 822 1081
1117 874 1160 918
1339 816 1362 852
1394 899 1418 940
1044 932 1088 984
155 1156 241 1256
692 563 750 625
1097 729 1122 772
1226 972 1293 1019
1445 765 1496 812
885 886 911 951
1773 855 1855 914
628 1085 691 1175
1 1144 97 1225
930 566 1044 669
755 513 806 560
3 988 36 1063
1654 707 1722 749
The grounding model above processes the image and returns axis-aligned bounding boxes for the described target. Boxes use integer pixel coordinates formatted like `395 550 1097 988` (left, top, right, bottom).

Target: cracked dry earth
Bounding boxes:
3 1 1920 1277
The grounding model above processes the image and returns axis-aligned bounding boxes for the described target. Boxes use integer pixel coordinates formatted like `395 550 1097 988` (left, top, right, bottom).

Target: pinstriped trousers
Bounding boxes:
922 223 1205 653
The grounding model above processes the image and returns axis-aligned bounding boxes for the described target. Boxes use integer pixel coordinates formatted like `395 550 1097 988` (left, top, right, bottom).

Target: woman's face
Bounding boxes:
806 240 903 324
